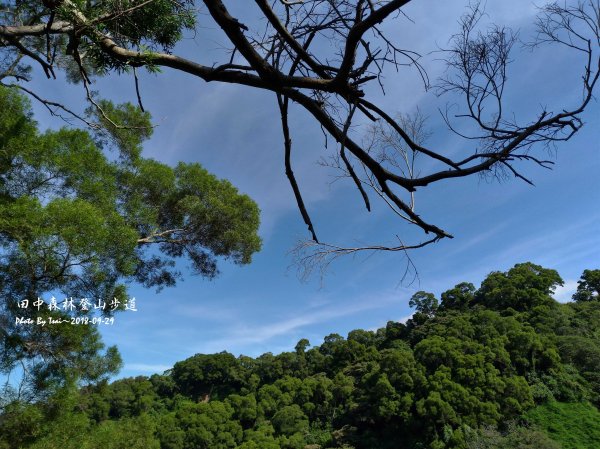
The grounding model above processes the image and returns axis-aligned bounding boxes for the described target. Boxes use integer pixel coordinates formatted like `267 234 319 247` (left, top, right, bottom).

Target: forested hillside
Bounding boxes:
1 263 599 449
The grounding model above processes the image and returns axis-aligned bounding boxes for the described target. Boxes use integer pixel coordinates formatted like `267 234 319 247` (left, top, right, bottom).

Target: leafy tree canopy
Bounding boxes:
0 85 261 401
572 270 600 302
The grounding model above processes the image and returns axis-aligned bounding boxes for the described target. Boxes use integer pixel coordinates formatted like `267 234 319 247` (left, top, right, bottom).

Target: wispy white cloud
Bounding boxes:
124 363 172 374
170 303 239 322
477 214 600 269
398 313 414 324
553 280 578 303
442 222 510 258
190 289 405 354
152 81 341 241
368 313 414 332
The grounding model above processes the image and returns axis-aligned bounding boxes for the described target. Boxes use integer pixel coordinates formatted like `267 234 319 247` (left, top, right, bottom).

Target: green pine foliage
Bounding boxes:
0 86 261 406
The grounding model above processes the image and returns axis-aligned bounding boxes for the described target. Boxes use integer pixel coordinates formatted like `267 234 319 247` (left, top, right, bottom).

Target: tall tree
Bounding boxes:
0 0 597 270
475 263 563 312
0 86 261 402
573 269 600 302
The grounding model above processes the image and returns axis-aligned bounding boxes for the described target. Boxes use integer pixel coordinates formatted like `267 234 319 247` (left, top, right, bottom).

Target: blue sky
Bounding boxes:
26 0 600 377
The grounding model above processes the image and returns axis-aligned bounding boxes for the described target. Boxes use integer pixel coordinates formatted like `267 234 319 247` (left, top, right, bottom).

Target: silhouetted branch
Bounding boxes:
0 0 597 278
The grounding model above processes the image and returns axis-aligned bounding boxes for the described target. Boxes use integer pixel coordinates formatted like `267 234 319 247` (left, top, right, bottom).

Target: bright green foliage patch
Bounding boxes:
526 401 600 449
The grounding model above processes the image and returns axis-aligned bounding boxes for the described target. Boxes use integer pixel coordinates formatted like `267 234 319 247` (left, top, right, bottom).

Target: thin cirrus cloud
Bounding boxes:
123 363 173 374
184 288 409 356
553 280 580 304
148 80 338 240
486 215 600 269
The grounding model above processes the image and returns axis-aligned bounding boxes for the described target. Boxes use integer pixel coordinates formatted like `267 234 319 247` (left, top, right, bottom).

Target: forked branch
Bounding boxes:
0 0 597 278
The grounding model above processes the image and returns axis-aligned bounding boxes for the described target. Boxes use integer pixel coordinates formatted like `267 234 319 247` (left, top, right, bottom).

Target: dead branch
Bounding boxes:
0 0 597 278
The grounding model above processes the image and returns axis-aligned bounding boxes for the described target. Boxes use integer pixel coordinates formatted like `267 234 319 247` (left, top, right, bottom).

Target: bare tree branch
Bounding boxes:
0 0 597 278
278 94 320 243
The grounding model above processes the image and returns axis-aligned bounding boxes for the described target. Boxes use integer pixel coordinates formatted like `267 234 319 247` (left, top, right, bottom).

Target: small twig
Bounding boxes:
133 66 145 112
1 82 99 128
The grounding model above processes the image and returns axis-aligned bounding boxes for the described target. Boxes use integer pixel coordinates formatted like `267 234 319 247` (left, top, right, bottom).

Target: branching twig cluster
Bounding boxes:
0 0 598 278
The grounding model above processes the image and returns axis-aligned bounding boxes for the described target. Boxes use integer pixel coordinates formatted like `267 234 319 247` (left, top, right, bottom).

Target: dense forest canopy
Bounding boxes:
2 263 600 449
